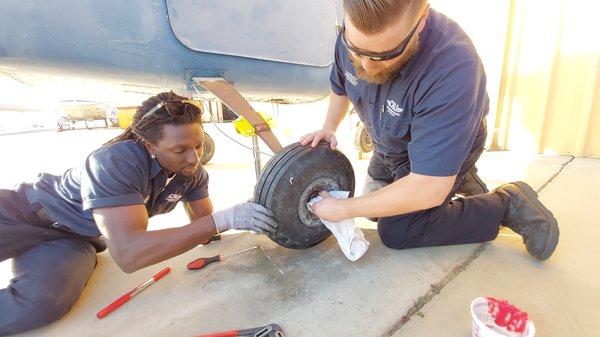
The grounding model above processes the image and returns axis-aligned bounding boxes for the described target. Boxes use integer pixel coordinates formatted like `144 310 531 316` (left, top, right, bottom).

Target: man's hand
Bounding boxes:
299 129 338 150
211 202 278 234
308 191 349 223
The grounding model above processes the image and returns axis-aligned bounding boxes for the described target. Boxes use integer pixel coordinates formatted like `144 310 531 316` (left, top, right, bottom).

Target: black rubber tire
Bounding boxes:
200 131 215 165
254 142 355 249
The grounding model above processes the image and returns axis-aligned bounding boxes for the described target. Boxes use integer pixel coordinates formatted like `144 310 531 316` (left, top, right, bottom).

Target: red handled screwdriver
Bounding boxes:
187 246 258 270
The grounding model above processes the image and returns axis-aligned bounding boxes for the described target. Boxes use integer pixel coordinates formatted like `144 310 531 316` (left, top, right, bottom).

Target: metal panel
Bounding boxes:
0 0 336 101
166 0 338 67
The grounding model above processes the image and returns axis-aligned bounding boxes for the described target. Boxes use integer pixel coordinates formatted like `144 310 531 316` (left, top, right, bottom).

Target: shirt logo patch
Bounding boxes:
386 99 404 117
165 194 182 203
345 71 358 86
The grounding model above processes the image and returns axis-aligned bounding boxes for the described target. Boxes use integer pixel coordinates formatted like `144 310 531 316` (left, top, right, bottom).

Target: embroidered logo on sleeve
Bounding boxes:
386 99 404 117
345 71 358 86
165 194 182 203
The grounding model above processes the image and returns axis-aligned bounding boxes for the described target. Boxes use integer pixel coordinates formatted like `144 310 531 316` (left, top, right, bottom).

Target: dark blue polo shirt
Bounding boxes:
331 9 489 176
25 140 210 237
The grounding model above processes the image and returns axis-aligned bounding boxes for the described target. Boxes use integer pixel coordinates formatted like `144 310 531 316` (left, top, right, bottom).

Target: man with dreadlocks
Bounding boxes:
0 92 277 335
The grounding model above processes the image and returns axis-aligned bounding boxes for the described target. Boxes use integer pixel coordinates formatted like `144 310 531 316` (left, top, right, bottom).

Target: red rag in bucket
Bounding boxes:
486 297 529 333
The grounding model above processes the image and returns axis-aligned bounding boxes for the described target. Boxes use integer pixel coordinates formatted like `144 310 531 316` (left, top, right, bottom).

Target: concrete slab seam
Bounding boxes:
381 242 490 337
536 156 575 193
381 155 575 336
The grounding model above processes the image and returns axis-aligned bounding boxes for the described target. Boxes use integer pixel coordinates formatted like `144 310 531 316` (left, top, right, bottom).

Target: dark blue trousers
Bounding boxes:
0 184 105 336
369 134 507 250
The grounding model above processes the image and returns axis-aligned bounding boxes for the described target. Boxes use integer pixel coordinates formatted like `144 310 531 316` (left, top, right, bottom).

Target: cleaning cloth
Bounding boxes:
307 191 369 261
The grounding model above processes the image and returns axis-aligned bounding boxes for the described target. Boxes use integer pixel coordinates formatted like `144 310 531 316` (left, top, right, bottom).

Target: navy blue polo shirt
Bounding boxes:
25 140 210 237
331 9 489 176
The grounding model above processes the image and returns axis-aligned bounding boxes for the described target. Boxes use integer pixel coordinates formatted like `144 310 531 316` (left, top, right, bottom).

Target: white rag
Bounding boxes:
307 191 370 261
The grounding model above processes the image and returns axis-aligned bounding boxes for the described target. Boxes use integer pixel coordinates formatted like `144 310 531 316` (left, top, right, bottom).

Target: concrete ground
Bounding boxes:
0 111 598 336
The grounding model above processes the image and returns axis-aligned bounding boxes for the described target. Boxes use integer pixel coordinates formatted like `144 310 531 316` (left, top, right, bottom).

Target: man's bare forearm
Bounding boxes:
343 174 456 219
323 90 351 132
110 216 216 273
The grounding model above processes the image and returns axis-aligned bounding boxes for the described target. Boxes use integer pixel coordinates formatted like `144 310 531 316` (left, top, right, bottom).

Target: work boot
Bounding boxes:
362 175 389 222
457 166 489 196
494 181 559 260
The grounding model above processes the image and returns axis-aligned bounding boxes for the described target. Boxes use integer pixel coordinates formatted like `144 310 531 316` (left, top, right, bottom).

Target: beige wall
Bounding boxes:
431 0 600 158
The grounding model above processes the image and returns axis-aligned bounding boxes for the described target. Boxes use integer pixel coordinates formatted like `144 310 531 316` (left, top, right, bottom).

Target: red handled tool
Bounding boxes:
193 323 284 337
187 246 258 271
97 266 170 319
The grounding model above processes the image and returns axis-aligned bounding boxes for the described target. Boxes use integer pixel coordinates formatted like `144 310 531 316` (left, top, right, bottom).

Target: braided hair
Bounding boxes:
104 91 202 146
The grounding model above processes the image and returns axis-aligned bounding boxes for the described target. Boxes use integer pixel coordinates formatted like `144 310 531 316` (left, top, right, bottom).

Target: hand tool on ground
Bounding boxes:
97 266 170 319
204 232 247 245
187 246 258 270
204 234 222 244
193 323 284 337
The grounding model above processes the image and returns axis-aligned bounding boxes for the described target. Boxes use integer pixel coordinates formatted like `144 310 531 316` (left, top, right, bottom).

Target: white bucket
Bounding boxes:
470 297 535 337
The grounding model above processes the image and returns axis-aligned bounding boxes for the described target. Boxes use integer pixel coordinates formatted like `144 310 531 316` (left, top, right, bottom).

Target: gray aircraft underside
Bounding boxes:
0 0 344 103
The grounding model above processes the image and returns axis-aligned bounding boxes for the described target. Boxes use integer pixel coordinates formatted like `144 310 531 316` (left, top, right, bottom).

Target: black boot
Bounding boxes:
494 181 559 260
457 166 489 196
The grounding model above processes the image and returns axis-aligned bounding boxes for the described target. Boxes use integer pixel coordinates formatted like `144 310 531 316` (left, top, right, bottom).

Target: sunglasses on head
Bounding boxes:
340 16 422 61
142 100 200 120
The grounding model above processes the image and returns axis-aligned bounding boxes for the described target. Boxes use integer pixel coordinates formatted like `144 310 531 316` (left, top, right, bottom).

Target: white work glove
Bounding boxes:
211 202 278 234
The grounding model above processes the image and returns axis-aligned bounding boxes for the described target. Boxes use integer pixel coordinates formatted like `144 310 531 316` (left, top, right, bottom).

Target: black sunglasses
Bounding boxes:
142 100 200 120
340 16 422 61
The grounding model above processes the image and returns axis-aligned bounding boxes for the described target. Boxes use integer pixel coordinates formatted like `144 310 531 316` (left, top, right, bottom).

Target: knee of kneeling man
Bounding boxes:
379 235 399 249
377 219 407 249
